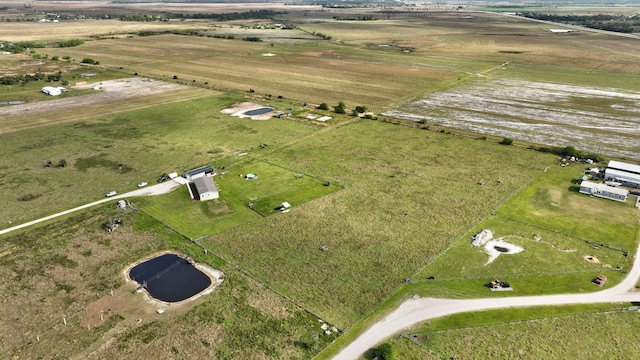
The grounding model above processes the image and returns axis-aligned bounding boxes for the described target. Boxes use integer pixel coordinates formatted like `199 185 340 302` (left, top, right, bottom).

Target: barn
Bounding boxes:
193 176 219 201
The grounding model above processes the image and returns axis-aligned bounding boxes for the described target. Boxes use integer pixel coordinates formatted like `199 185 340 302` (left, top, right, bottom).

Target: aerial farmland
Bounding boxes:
1 1 639 359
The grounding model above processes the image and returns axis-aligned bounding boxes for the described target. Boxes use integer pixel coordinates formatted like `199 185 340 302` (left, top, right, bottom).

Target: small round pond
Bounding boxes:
243 107 273 116
129 253 212 303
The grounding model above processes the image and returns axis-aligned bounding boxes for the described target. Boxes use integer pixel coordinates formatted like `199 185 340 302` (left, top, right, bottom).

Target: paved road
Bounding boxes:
333 239 640 360
0 180 183 236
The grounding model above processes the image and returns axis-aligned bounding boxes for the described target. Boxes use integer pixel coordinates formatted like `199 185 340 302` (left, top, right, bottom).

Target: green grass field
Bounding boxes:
134 160 342 239
1 6 640 359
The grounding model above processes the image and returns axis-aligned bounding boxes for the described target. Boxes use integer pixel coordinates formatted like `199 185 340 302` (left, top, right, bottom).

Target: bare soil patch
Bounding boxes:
221 101 274 120
0 77 190 119
385 78 640 160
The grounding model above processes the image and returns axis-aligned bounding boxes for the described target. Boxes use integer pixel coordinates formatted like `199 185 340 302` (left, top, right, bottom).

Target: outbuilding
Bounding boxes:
183 165 215 181
192 176 219 201
41 86 67 96
579 181 628 202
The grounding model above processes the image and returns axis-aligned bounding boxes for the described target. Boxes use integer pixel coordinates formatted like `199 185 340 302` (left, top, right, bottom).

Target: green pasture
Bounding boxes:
133 160 341 239
495 164 639 248
2 8 640 359
392 306 640 360
202 120 556 327
0 207 334 359
412 163 639 295
0 88 320 228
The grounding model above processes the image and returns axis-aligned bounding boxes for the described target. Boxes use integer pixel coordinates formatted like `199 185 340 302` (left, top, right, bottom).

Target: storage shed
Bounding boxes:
183 165 215 181
193 176 219 201
579 181 628 202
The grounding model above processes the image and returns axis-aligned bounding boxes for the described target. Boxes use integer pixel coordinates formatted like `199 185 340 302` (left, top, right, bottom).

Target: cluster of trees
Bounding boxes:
54 38 84 48
311 31 332 40
1 41 45 53
0 71 62 85
317 102 371 117
119 14 166 22
81 58 100 65
521 13 640 33
242 37 262 42
333 15 376 21
532 145 605 162
176 10 285 21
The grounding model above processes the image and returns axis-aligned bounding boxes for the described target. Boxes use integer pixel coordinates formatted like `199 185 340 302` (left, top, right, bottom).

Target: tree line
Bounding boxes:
521 12 640 33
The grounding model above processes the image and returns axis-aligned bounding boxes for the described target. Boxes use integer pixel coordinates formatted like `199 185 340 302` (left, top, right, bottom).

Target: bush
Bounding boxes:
317 103 329 110
81 57 96 64
355 105 368 113
375 342 396 360
499 137 514 145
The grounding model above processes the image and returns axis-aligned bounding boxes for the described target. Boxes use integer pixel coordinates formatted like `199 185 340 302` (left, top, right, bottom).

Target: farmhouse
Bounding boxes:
183 165 215 181
604 160 640 188
579 180 628 202
192 176 219 201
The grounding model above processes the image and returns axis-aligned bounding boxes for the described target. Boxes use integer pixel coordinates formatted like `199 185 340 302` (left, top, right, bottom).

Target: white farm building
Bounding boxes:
192 176 219 201
604 160 640 188
41 86 67 96
579 181 628 202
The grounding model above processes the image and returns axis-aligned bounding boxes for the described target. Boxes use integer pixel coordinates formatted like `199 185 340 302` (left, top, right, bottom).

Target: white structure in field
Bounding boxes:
579 181 628 202
41 86 67 96
192 176 219 201
604 160 640 189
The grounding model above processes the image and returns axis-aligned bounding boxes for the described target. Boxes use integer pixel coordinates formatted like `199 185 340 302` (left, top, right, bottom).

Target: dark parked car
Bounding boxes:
157 174 169 182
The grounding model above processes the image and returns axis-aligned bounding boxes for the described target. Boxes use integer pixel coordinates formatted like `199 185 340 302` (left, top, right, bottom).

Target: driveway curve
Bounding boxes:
0 180 182 236
332 240 640 360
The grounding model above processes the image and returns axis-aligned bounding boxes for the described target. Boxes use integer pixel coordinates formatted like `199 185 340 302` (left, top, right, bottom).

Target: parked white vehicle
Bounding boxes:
105 191 117 197
137 182 148 188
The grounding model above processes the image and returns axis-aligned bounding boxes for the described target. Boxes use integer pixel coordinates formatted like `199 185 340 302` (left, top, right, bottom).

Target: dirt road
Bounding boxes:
332 240 640 360
0 179 182 236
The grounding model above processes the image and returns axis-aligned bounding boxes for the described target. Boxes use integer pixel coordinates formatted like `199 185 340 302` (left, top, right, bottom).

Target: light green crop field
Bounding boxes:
1 5 640 359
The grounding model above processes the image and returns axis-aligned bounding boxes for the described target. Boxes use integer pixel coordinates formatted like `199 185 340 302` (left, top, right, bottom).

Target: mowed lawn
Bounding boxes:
134 160 342 239
203 119 556 327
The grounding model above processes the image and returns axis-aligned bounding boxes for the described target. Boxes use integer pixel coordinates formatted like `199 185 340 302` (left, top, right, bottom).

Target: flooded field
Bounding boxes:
385 79 640 160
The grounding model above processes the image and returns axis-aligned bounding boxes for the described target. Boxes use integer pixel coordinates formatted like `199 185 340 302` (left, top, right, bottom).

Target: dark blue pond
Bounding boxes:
129 253 211 303
243 107 273 116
